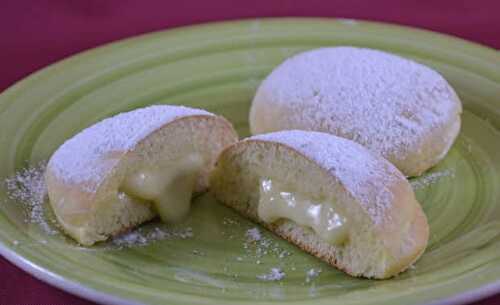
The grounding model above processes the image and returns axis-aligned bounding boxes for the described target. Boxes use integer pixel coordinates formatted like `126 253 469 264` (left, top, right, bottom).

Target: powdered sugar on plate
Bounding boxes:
111 225 194 248
243 227 291 260
48 105 212 192
245 227 262 242
257 267 285 281
305 268 322 283
4 162 58 235
411 169 455 190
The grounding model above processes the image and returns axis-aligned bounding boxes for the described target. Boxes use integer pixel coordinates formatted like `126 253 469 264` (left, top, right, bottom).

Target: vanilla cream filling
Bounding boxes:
121 154 203 223
258 178 348 245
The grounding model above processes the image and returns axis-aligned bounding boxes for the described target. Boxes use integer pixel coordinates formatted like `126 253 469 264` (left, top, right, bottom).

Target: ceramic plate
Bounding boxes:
1 18 500 305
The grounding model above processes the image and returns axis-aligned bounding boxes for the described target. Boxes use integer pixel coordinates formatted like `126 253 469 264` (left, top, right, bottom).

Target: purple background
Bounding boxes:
1 1 499 304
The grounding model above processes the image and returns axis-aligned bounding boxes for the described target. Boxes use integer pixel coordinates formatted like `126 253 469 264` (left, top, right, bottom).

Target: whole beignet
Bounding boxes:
250 47 462 176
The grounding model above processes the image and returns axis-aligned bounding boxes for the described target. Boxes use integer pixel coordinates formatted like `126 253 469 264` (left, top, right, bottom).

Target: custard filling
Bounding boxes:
121 154 203 223
258 178 348 245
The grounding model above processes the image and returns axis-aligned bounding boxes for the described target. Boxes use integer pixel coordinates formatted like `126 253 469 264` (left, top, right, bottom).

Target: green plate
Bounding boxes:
1 18 500 305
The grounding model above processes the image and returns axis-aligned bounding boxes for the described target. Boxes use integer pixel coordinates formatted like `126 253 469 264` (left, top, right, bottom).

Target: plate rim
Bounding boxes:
1 17 499 305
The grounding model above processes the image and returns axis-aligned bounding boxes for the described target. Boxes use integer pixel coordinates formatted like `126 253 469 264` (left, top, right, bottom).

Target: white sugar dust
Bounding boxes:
4 162 57 235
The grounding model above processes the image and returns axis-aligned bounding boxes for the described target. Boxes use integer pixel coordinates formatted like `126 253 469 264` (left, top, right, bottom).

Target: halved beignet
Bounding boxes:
210 130 429 279
45 105 238 245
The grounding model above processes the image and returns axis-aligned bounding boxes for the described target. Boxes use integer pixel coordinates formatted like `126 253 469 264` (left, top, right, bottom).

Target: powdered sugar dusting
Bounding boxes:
245 227 262 242
250 130 404 224
5 162 57 235
305 268 322 283
112 225 193 248
257 267 285 281
218 220 292 264
411 169 455 190
48 105 212 191
254 47 461 167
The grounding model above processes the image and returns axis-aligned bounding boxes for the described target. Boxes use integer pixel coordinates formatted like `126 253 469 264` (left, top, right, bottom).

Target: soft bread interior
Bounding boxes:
46 115 237 245
210 140 428 279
